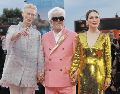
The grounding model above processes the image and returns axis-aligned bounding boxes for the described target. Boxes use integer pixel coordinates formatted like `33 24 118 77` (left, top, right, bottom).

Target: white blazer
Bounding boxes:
0 22 44 88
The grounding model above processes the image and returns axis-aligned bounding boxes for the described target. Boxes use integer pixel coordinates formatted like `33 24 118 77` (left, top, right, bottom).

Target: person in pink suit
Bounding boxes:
42 7 77 94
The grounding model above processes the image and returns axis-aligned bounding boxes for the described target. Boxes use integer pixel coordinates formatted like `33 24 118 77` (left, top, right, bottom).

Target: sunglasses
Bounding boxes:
51 16 64 21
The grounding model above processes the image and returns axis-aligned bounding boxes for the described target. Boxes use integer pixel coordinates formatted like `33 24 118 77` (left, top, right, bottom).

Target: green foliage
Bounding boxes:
0 8 22 25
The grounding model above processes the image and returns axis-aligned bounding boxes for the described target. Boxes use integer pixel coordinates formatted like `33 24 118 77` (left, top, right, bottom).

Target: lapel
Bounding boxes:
49 28 68 55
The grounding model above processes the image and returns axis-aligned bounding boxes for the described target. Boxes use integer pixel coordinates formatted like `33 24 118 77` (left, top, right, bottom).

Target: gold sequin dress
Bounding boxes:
70 32 111 94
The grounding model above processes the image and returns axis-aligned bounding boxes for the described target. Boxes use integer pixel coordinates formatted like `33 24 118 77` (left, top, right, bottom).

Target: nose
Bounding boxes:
93 17 96 20
57 19 60 22
93 18 97 22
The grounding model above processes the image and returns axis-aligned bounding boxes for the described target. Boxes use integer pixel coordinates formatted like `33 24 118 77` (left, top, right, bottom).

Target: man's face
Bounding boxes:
50 12 64 32
22 8 36 26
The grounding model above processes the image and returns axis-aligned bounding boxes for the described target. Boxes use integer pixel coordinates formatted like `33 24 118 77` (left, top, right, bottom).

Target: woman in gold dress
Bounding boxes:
70 10 111 94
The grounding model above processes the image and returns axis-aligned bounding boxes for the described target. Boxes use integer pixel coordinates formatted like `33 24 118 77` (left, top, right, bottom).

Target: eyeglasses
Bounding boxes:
51 16 64 21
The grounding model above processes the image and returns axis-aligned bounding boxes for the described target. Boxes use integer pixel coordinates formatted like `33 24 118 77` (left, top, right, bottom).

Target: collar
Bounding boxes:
52 28 64 37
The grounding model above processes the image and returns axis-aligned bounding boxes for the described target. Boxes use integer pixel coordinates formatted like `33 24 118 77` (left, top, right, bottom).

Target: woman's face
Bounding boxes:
86 12 100 29
22 8 36 26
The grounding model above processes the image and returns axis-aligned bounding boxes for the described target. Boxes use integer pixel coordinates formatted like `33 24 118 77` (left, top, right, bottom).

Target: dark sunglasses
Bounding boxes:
51 16 64 21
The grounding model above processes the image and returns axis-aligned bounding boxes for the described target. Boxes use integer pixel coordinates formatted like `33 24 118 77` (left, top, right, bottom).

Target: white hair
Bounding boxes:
48 7 65 20
23 3 37 13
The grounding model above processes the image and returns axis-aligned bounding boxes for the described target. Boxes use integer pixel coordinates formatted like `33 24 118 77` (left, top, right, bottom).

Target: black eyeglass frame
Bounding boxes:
51 16 64 21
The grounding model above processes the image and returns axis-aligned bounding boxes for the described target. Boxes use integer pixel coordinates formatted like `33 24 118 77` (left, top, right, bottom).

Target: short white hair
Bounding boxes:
23 3 37 13
48 7 65 20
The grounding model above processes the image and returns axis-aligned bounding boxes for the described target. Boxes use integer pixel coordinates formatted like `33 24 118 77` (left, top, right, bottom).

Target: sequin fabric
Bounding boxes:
70 32 111 94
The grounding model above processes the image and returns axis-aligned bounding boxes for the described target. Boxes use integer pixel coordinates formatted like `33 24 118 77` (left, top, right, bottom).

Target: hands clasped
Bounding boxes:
37 72 45 84
70 70 78 86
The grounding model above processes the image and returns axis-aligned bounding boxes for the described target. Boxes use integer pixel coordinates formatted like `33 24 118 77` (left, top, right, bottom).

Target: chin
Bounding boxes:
91 25 98 28
55 26 63 29
27 22 32 25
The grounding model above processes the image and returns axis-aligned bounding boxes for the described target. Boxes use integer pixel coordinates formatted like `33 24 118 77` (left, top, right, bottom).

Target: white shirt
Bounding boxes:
53 29 63 43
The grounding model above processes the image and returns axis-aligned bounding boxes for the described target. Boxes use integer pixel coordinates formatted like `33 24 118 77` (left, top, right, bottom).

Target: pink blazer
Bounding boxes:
42 28 77 87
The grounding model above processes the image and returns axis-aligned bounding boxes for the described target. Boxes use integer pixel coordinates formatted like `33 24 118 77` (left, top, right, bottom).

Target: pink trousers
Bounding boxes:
45 86 76 94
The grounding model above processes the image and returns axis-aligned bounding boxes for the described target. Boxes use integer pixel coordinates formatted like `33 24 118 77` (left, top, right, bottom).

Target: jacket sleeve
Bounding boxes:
37 34 44 74
104 33 111 83
69 35 82 77
5 25 16 53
